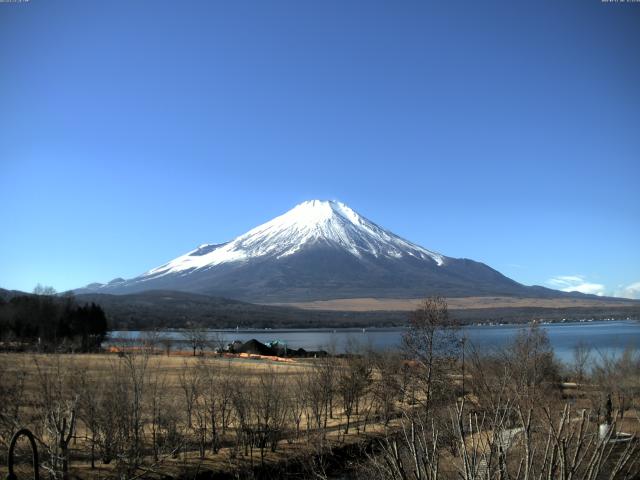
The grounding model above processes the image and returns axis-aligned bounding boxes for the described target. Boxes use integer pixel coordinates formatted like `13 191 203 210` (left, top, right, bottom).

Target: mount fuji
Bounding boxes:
79 200 572 302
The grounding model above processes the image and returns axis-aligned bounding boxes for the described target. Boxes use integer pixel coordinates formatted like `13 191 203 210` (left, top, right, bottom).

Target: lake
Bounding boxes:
108 320 640 364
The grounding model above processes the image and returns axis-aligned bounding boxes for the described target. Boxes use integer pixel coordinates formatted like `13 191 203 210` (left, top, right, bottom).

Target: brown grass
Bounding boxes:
267 296 640 311
0 352 392 479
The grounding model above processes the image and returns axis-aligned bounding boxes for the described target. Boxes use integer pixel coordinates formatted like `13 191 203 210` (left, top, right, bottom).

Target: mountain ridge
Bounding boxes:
76 200 599 302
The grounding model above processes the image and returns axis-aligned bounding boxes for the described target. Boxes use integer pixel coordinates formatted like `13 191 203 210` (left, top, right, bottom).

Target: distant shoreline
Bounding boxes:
108 318 640 336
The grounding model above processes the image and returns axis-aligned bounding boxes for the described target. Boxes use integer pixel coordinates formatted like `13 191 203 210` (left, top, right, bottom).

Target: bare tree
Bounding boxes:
372 351 403 427
181 324 209 356
593 346 640 421
371 411 441 480
289 373 307 440
467 344 514 415
218 361 235 436
369 322 639 480
371 394 640 480
179 359 202 430
33 284 57 296
75 368 102 469
230 376 253 461
191 365 209 460
302 368 324 438
160 336 173 356
147 361 168 462
140 329 162 354
572 340 593 383
110 351 150 475
34 356 77 480
503 323 560 411
337 353 372 434
253 367 288 462
94 380 120 464
316 357 337 428
304 360 335 440
209 331 227 354
403 296 459 414
201 359 233 454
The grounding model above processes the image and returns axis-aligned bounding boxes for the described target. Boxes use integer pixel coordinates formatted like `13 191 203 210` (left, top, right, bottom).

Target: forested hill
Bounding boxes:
0 290 108 351
76 290 640 330
73 290 406 329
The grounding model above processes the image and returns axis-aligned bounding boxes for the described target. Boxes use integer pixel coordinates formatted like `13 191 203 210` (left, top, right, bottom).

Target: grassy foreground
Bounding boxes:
0 350 407 479
1 318 639 480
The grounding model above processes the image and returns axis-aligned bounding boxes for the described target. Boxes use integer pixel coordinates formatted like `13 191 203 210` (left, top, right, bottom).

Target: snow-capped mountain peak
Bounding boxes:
78 200 540 302
140 200 445 281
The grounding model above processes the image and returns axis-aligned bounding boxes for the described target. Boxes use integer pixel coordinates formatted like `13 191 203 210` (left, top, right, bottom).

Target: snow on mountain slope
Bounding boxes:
140 200 445 281
78 199 552 301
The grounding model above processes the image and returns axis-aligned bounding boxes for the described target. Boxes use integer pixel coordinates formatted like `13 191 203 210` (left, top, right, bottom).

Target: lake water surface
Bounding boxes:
108 320 640 364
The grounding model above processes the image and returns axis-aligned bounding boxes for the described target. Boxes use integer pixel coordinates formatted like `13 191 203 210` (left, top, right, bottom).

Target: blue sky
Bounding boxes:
1 0 639 298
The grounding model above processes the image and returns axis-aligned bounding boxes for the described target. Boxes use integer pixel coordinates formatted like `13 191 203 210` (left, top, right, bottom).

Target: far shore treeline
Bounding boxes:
1 286 639 334
0 286 107 352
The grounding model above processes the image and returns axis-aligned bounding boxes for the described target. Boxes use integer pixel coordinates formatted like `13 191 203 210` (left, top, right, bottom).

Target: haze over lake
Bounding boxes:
109 320 640 364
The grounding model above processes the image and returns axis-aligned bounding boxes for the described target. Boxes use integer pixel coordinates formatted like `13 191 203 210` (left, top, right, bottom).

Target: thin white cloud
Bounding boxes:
546 275 606 296
614 281 640 300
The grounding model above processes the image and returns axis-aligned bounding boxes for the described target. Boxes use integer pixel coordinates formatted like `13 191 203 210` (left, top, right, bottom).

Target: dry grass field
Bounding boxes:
0 351 405 479
1 325 638 480
269 296 640 311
